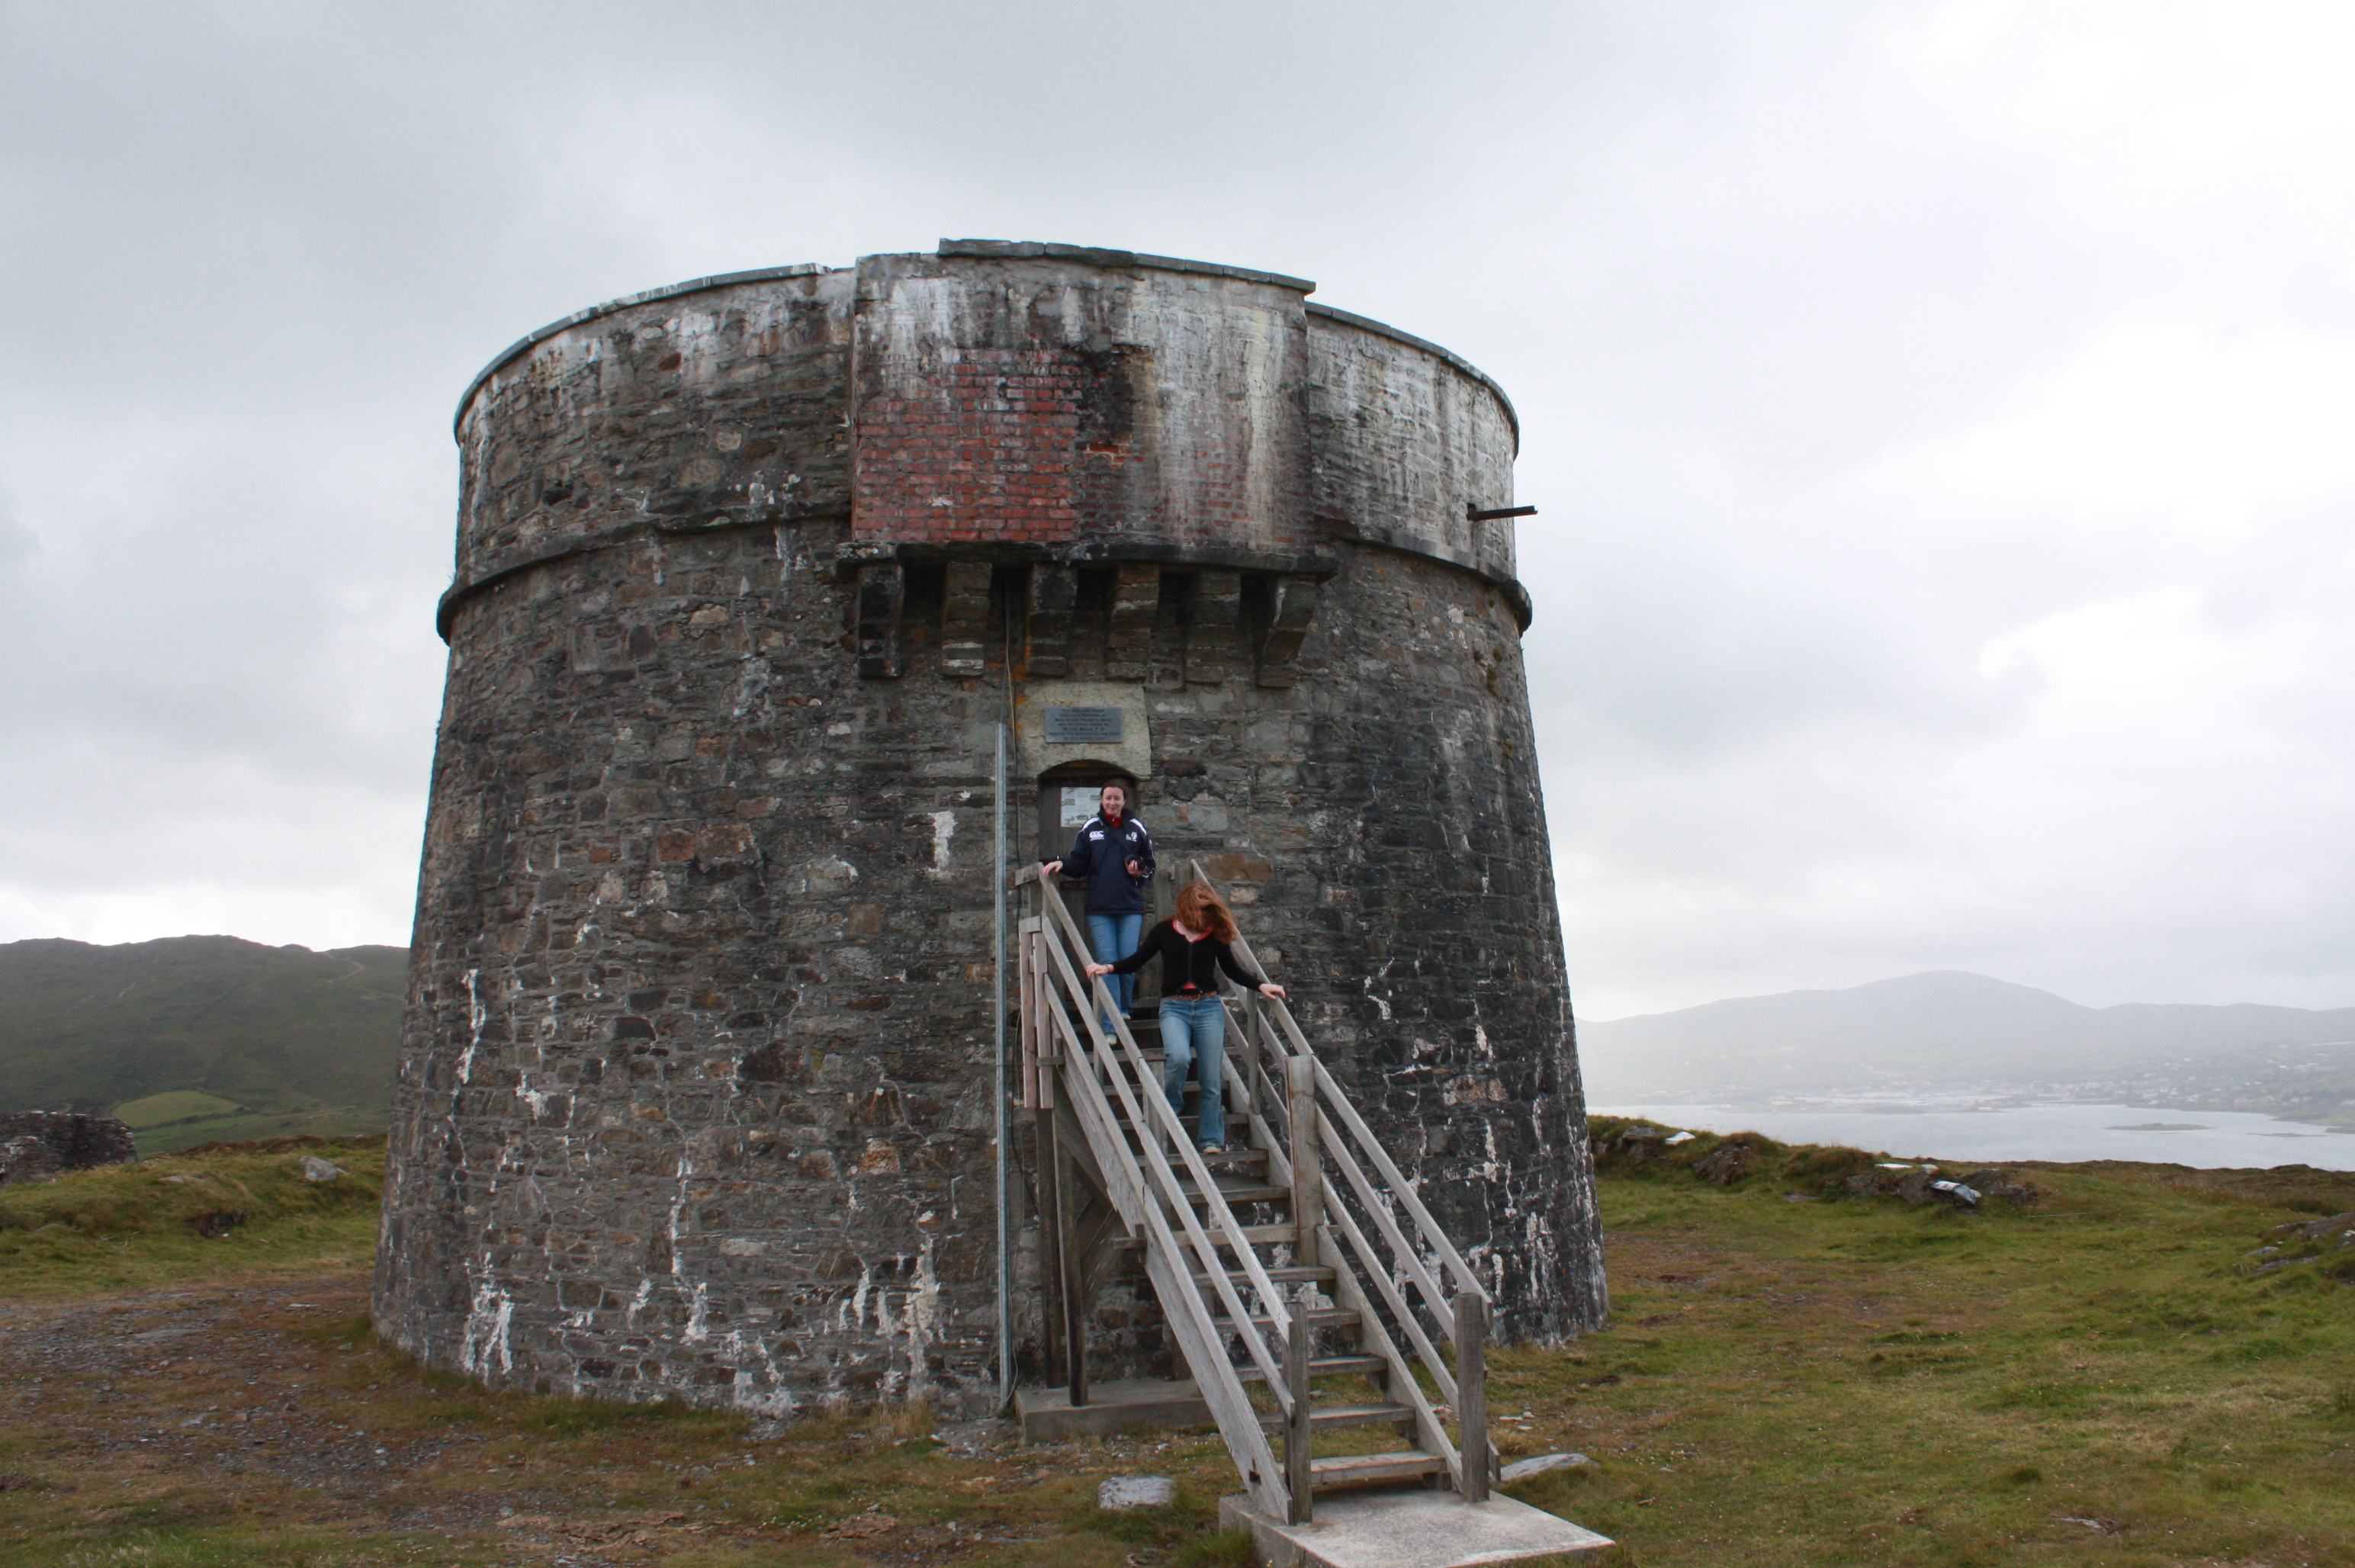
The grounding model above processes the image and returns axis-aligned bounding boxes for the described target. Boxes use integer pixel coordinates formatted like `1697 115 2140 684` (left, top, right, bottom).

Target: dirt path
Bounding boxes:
0 1272 521 1536
0 1270 1242 1566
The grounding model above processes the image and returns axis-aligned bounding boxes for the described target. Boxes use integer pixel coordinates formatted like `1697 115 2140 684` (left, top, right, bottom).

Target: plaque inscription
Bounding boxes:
1042 705 1124 745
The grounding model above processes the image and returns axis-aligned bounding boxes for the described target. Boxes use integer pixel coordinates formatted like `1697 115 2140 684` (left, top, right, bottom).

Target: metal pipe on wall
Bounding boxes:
992 720 1012 1409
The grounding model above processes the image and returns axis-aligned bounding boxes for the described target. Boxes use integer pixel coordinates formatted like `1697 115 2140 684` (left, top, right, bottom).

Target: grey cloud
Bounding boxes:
3 2 2350 1030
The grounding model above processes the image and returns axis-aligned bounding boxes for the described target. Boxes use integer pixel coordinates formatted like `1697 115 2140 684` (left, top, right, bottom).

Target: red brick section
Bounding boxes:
853 349 1124 544
853 345 1296 550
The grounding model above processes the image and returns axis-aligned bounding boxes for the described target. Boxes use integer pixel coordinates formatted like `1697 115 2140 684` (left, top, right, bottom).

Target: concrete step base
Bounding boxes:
1014 1377 1213 1441
1219 1488 1613 1568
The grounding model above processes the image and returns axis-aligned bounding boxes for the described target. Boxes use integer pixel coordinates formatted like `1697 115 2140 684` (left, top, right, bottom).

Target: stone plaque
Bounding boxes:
1043 705 1124 744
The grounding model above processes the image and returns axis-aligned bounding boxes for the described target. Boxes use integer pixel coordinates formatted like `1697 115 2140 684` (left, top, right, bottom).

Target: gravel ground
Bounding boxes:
0 1269 1242 1566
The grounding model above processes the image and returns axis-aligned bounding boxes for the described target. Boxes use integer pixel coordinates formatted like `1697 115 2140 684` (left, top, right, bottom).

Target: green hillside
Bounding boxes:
0 936 406 1148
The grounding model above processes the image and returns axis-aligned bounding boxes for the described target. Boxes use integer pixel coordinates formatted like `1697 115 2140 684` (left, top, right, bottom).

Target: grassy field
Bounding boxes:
98 1093 392 1158
0 1128 2350 1566
113 1093 246 1130
127 1108 396 1158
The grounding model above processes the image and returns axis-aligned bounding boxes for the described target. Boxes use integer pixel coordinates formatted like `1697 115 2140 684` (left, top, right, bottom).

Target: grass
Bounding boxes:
131 1108 390 1158
1514 1121 2355 1565
111 1092 246 1131
0 1137 385 1295
0 1127 2350 1564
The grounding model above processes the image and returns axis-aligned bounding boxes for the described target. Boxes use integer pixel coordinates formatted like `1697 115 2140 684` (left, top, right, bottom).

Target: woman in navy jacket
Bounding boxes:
1041 780 1156 1022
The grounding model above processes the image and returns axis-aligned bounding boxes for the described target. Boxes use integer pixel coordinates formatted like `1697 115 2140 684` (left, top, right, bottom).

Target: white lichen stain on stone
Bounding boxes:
458 1280 514 1379
929 810 955 871
458 969 485 1086
902 1238 941 1400
844 1261 873 1334
731 656 773 718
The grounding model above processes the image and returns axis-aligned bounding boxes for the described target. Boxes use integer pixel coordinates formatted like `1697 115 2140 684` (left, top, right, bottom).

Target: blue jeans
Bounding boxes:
1158 993 1227 1148
1086 911 1143 1024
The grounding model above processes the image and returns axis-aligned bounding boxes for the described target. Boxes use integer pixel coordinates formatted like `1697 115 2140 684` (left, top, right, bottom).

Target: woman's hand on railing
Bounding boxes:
1085 962 1113 977
1041 859 1065 877
1258 982 1286 999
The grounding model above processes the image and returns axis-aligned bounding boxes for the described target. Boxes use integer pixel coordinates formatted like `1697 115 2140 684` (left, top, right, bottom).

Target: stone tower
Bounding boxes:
374 241 1607 1418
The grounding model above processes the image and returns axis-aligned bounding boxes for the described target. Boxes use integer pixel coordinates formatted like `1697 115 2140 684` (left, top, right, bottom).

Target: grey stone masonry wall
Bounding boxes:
375 242 1607 1420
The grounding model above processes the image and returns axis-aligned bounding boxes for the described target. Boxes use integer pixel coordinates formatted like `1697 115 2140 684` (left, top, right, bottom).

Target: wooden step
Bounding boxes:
1120 1135 1270 1168
1178 1181 1287 1205
1111 1116 1262 1153
1261 1401 1417 1432
1213 1305 1361 1334
1234 1353 1386 1383
1308 1450 1451 1489
1190 1264 1334 1290
1108 1222 1295 1252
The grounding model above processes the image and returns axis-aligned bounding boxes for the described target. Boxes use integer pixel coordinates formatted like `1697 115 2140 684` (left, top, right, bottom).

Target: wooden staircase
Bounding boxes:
1015 863 1497 1526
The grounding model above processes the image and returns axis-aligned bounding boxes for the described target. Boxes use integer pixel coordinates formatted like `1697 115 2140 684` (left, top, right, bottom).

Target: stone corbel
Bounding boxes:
1253 575 1321 688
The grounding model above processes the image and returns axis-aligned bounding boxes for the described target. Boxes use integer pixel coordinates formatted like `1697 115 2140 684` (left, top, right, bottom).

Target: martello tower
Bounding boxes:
374 241 1608 1418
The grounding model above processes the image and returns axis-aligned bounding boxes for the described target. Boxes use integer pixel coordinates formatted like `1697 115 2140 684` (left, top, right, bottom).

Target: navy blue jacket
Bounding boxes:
1059 813 1156 915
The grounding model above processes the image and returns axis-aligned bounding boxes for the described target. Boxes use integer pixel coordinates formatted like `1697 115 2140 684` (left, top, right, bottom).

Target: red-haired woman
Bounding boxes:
1088 880 1286 1152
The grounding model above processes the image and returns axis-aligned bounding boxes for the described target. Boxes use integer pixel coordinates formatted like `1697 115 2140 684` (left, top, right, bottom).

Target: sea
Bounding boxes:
1588 1100 2355 1171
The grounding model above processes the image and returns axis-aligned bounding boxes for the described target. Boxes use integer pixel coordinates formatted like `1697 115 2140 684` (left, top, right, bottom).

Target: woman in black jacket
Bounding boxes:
1088 880 1285 1152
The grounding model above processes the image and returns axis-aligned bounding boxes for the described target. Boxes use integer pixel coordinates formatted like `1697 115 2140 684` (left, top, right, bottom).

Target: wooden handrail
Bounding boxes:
1030 880 1296 1340
1308 1055 1484 1297
1020 882 1293 1516
1178 858 1493 1498
1033 927 1292 1393
1319 1208 1463 1486
1019 858 1498 1517
1183 861 1486 1301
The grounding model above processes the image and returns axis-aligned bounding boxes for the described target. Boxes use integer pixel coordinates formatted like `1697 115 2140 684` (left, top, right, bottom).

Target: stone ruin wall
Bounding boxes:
373 242 1608 1419
0 1111 139 1184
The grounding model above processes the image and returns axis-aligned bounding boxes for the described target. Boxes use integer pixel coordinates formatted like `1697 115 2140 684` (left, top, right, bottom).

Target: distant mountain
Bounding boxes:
0 937 406 1142
1579 971 2355 1119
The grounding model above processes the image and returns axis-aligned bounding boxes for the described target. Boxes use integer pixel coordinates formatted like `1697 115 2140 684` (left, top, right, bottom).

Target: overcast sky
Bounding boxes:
4 2 2351 1020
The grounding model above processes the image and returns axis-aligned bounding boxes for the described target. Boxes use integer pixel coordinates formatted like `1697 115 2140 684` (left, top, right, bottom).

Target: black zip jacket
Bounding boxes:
1109 920 1266 994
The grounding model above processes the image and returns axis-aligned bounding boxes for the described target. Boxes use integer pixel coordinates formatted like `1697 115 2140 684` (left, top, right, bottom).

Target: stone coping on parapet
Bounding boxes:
454 263 833 436
451 242 1316 438
450 244 1518 449
1306 302 1521 450
932 239 1317 294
